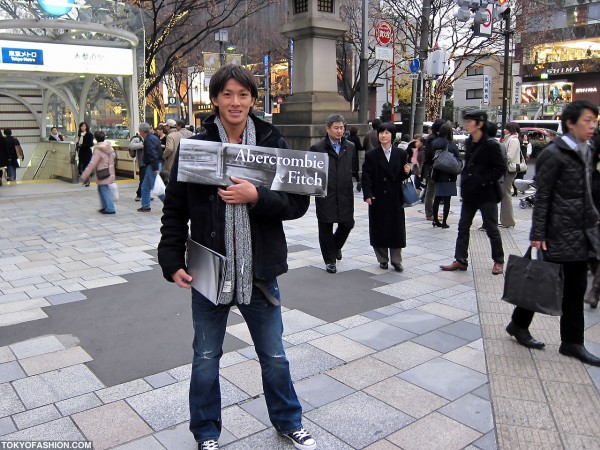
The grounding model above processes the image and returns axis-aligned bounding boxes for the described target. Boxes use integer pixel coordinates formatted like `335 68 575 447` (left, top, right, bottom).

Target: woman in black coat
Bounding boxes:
77 121 94 183
361 122 411 272
431 123 460 228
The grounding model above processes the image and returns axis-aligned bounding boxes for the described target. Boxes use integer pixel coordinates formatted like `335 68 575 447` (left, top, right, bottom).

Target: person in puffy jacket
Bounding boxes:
80 131 116 214
431 123 460 228
137 122 164 211
506 100 600 366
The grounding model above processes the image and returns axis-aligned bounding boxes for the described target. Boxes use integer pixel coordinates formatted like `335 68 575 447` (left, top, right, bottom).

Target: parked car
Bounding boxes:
453 129 468 151
520 127 559 158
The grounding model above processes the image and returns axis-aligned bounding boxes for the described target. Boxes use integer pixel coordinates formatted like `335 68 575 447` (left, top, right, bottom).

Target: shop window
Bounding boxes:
294 0 308 13
318 0 334 12
466 89 483 100
467 66 484 76
567 5 588 26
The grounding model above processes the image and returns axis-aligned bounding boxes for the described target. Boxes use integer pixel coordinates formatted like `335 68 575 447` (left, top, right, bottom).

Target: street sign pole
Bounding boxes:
391 32 395 123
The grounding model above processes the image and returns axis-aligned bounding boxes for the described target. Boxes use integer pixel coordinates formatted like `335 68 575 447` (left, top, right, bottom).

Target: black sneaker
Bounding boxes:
137 207 151 212
135 196 141 201
283 428 316 450
198 440 219 450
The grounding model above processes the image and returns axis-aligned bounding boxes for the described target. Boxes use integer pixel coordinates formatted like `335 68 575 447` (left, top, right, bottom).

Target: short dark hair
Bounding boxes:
349 126 359 136
371 118 382 130
94 131 106 142
504 122 520 135
561 100 599 134
439 123 454 141
377 122 395 135
3 128 11 136
401 133 411 142
209 64 258 115
487 122 498 138
326 114 346 128
431 119 447 135
176 119 186 128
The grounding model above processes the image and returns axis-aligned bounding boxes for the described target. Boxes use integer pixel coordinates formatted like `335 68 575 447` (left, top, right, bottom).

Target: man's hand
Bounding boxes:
530 240 547 251
172 268 193 288
218 176 259 204
366 197 374 205
404 163 411 174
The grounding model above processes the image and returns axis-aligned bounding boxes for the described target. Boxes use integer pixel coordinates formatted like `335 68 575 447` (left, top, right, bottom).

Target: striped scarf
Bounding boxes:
215 115 255 305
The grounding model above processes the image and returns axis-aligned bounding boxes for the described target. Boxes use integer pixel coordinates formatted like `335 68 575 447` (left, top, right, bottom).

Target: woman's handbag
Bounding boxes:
96 167 111 180
508 138 528 173
402 179 420 207
433 145 462 175
501 247 563 316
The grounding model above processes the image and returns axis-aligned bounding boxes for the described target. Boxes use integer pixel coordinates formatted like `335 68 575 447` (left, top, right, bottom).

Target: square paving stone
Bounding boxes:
72 400 152 450
55 393 103 416
372 341 441 371
221 360 263 397
96 379 153 404
313 323 345 336
282 309 327 335
0 382 25 417
0 417 17 436
308 335 375 362
13 404 61 430
472 431 497 450
222 405 267 439
0 417 85 441
443 345 487 373
364 377 448 419
387 412 482 450
113 436 166 449
126 381 190 431
0 361 26 383
0 346 15 364
326 356 399 390
305 391 413 449
284 343 344 382
439 393 494 433
340 321 416 351
381 309 452 335
154 422 203 449
46 291 87 305
399 358 488 401
294 374 355 408
12 364 104 409
438 321 482 341
19 346 93 376
9 335 65 359
412 330 470 353
144 372 177 389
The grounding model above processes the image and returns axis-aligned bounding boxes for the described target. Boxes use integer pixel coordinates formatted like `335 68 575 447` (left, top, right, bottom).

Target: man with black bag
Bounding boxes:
505 100 600 366
440 110 506 275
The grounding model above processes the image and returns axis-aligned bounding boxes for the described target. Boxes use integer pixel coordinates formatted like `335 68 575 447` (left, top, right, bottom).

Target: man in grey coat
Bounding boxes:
310 114 356 274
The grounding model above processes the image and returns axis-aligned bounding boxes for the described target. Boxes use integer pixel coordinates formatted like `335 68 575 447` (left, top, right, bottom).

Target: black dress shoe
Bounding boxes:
336 250 342 261
391 263 404 272
559 343 600 367
326 263 337 274
379 262 388 270
506 321 545 349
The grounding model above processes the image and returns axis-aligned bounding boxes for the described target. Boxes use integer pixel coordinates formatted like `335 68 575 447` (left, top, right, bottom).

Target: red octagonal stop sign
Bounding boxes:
375 21 393 46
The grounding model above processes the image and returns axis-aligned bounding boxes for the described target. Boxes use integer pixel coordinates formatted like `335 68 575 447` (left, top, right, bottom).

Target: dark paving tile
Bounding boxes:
288 244 313 253
286 344 344 381
412 330 469 353
439 393 494 433
294 374 355 408
438 321 482 341
473 430 498 450
361 311 387 320
340 321 415 351
381 310 452 335
472 383 491 401
399 358 488 401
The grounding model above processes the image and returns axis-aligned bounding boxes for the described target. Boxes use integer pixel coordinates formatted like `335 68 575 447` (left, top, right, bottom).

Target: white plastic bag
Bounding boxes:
151 173 166 197
108 182 119 202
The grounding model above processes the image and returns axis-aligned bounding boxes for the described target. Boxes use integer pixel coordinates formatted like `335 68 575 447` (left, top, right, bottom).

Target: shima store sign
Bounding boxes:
0 40 133 76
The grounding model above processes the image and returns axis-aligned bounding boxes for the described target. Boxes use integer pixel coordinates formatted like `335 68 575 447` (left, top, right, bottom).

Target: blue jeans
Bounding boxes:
5 165 16 181
189 280 302 442
98 184 115 213
141 164 165 207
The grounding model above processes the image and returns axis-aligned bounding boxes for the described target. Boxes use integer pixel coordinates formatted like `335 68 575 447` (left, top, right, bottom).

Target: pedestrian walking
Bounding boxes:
310 114 356 274
431 123 459 229
157 64 316 450
440 110 506 275
2 129 22 183
137 122 163 212
506 100 600 367
422 119 447 221
347 126 363 192
362 118 382 151
79 131 116 215
77 122 94 185
499 122 521 227
361 121 411 272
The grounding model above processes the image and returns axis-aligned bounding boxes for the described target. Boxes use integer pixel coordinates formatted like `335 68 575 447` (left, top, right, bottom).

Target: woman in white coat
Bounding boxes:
499 122 521 227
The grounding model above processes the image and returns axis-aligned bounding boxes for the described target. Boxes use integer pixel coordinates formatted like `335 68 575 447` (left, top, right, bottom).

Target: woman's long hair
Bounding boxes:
78 121 89 136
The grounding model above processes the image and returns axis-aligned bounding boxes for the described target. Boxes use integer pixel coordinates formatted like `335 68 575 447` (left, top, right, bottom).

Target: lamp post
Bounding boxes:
214 29 228 67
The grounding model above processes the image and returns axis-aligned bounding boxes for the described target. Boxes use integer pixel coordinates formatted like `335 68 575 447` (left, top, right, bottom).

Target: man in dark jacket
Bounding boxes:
363 118 382 151
422 118 447 220
157 65 315 450
138 122 163 211
440 110 506 275
506 100 600 366
311 114 356 274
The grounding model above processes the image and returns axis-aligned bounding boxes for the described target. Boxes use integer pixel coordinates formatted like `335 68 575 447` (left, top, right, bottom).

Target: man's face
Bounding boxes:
326 121 345 142
568 108 598 141
465 119 481 135
211 79 255 130
139 129 148 139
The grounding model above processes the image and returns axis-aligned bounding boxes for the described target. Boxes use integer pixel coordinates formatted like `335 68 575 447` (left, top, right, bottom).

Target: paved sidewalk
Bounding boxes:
0 180 599 449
